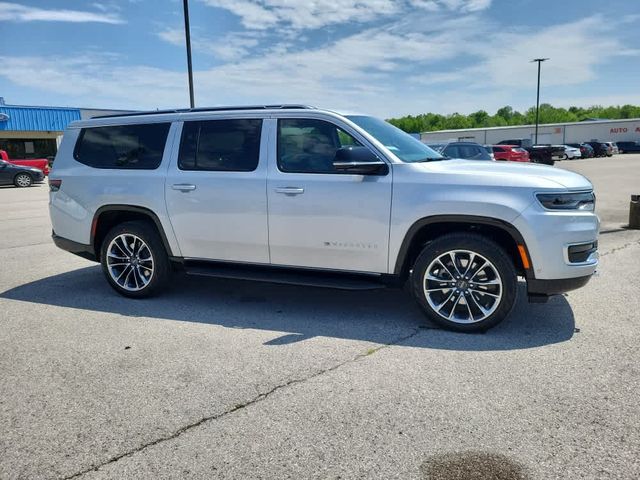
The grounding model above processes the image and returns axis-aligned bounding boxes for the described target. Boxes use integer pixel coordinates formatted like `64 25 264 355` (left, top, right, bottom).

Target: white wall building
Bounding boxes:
420 118 640 145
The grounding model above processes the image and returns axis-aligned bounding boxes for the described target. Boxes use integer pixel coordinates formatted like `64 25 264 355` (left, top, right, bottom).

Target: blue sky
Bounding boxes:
1 0 639 117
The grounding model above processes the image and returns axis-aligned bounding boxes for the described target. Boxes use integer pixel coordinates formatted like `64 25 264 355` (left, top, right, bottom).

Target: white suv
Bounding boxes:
49 105 599 332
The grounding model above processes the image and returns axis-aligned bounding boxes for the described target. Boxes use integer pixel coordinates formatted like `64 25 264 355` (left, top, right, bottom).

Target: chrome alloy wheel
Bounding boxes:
423 249 502 324
106 234 154 292
15 174 32 187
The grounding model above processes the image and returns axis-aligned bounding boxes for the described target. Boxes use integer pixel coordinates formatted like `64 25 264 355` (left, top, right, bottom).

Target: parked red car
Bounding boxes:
487 145 530 162
0 150 49 175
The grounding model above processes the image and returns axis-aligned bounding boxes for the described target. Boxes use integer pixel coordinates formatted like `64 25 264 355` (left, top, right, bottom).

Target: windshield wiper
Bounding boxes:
416 156 448 162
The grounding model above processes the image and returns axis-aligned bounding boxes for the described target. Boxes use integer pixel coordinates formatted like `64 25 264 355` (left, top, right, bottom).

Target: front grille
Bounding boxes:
568 241 598 263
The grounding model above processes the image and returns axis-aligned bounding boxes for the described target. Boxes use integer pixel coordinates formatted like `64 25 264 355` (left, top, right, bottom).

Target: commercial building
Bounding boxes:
420 118 640 145
0 98 127 160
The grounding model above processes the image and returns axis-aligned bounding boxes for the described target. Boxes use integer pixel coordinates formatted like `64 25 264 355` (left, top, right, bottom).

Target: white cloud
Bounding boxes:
476 15 638 88
201 0 398 30
0 1 124 23
158 28 260 61
200 0 492 30
0 11 635 118
411 0 492 12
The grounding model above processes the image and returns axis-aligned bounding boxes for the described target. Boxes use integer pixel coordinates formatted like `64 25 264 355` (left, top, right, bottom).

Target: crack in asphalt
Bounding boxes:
59 327 427 480
600 238 640 257
1 241 51 251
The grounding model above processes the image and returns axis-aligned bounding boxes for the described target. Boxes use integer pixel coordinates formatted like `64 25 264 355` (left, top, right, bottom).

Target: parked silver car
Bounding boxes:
49 105 599 332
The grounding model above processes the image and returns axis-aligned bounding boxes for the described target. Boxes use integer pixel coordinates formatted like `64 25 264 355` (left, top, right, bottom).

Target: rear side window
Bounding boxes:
74 123 170 169
178 119 262 171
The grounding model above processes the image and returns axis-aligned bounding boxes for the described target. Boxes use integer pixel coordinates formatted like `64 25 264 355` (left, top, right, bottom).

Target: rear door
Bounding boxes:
266 116 392 273
165 117 270 263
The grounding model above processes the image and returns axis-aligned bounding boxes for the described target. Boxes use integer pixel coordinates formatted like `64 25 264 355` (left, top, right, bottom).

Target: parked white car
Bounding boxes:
603 142 619 155
49 105 599 332
557 145 582 160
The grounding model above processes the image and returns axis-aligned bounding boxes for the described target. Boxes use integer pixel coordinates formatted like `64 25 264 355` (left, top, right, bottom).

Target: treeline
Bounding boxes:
387 104 640 133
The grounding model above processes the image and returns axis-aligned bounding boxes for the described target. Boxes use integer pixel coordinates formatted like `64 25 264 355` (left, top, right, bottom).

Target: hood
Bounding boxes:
414 159 593 190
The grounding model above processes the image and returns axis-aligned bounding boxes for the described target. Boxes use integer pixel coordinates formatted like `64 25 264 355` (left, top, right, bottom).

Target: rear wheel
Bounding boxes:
411 233 518 332
100 221 170 298
14 173 32 188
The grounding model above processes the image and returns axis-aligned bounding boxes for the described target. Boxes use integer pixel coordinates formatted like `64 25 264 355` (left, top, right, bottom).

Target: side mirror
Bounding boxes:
333 147 388 175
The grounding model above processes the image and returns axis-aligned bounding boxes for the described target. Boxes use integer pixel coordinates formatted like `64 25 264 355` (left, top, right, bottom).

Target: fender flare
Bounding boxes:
91 205 175 257
393 214 532 278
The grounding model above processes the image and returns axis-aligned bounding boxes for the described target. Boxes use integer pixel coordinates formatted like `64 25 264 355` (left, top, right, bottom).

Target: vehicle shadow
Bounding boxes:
0 266 575 351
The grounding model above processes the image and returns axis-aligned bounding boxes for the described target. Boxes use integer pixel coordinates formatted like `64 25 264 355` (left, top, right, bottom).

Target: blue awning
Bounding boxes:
0 105 81 132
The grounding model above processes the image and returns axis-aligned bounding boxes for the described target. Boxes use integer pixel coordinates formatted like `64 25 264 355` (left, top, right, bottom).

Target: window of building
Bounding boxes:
0 138 57 160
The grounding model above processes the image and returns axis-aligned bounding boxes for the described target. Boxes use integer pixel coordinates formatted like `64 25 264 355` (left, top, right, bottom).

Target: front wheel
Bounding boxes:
14 173 33 188
411 233 518 332
100 221 171 298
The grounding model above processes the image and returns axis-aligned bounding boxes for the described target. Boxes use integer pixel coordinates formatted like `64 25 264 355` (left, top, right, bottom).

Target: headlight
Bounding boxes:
536 191 595 211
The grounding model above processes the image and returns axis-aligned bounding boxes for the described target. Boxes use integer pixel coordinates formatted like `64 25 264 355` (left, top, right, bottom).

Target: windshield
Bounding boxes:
346 115 444 162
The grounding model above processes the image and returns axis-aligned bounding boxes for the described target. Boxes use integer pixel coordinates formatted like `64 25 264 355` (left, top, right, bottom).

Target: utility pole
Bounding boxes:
183 0 195 108
531 58 549 144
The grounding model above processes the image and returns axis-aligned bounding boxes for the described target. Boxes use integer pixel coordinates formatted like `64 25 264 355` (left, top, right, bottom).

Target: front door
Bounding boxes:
165 118 270 263
267 117 392 273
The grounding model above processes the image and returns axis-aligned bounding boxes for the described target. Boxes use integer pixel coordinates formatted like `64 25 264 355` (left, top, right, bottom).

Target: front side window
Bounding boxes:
74 123 170 169
178 119 262 172
277 118 366 174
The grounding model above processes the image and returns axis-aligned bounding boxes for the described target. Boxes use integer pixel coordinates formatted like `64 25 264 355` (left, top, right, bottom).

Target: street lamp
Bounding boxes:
531 58 549 144
183 0 195 108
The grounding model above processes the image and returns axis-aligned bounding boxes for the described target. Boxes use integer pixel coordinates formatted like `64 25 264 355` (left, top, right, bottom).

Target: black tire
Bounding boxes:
411 233 518 333
100 221 171 298
14 173 33 188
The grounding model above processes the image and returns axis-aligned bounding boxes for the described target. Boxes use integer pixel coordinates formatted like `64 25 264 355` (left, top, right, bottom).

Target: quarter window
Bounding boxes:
178 119 262 172
74 123 170 169
277 118 364 174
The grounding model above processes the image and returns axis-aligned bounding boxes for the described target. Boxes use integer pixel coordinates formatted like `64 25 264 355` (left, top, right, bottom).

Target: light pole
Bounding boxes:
531 58 549 144
183 0 195 108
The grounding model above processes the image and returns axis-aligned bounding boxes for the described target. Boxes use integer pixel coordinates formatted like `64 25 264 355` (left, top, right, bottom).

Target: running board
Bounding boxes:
183 261 386 290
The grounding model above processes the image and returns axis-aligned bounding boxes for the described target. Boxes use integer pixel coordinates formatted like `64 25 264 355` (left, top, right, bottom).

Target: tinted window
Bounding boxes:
74 123 170 169
443 145 459 158
179 119 262 172
446 144 491 160
277 118 366 174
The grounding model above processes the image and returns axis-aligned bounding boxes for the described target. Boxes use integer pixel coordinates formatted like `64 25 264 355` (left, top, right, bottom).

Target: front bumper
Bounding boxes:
528 274 593 296
514 200 599 282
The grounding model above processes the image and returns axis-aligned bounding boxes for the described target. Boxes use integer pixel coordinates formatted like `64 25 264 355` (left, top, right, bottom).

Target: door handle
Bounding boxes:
275 187 304 196
172 184 197 192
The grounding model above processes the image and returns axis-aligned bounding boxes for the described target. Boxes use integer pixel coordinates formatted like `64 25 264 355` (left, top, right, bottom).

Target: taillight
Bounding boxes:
49 179 62 192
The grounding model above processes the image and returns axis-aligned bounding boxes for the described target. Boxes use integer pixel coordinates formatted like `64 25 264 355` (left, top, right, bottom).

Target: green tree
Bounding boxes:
388 103 640 133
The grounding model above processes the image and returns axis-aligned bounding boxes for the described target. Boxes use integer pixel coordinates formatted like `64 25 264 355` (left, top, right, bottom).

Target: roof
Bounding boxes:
93 104 316 119
421 117 640 135
0 105 81 132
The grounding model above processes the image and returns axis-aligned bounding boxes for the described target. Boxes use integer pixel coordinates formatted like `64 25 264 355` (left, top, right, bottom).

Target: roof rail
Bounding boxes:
92 104 316 119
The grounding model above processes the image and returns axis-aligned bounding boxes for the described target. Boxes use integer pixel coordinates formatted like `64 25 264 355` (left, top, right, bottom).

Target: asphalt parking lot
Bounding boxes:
1 155 639 480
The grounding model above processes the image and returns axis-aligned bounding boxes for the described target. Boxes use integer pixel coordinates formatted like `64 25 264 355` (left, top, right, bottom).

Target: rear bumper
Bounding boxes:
52 232 97 262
